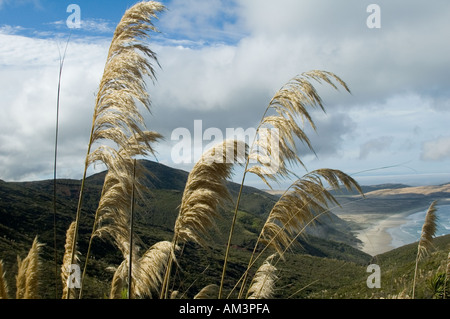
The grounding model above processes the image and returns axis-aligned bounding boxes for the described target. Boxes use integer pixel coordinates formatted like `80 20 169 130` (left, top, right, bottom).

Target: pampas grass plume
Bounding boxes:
247 254 278 299
61 222 79 299
16 237 43 299
174 139 247 246
109 241 177 299
412 200 438 298
417 201 438 260
70 1 165 283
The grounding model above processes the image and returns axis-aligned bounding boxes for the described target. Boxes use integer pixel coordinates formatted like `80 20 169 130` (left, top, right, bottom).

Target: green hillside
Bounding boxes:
0 159 374 299
314 234 450 299
2 160 448 299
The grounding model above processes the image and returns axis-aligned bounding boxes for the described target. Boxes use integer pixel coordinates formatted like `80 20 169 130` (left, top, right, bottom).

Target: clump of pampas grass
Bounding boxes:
64 1 165 298
160 139 247 298
234 169 361 298
0 238 44 299
219 70 359 298
109 240 178 299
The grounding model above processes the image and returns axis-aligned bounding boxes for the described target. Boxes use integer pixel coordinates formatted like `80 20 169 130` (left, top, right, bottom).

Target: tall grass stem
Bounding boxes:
54 33 71 299
128 159 137 299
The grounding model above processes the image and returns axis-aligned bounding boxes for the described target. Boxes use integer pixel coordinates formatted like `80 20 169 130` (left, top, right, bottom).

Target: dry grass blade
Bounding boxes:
174 139 247 246
0 260 9 299
447 252 450 278
16 237 44 299
247 254 278 299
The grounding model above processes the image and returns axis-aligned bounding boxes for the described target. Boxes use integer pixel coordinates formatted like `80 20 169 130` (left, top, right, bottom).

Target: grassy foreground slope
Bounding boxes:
315 234 450 299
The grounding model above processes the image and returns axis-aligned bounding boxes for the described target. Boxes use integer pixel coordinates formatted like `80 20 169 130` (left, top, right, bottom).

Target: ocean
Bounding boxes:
387 204 450 249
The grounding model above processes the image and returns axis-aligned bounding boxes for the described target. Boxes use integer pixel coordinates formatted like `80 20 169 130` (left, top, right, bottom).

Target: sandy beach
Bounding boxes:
336 199 450 256
355 212 413 256
337 210 420 256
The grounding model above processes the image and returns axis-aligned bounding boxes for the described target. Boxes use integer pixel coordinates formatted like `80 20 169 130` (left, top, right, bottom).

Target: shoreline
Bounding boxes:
337 207 429 256
354 211 413 256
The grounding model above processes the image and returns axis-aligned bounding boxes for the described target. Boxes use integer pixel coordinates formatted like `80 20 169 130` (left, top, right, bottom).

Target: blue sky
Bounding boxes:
0 0 243 44
0 1 122 34
1 0 450 189
0 1 144 27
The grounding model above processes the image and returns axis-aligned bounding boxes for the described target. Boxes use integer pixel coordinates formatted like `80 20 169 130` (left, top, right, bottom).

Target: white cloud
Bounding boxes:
421 137 450 161
359 136 394 160
1 0 450 186
158 0 244 43
234 0 450 106
48 18 115 34
0 25 26 35
0 33 109 181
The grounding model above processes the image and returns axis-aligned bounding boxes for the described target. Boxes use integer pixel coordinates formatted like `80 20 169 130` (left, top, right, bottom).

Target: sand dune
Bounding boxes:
364 183 450 197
